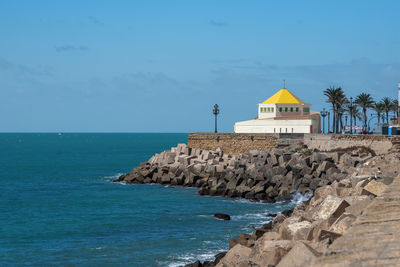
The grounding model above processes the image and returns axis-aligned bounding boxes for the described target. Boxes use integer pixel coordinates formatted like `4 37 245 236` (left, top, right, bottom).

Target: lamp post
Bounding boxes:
349 97 354 134
345 115 348 127
320 108 328 133
213 104 220 133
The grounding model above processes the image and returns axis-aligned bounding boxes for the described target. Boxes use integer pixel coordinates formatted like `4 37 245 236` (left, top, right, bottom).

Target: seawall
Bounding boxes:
188 132 400 155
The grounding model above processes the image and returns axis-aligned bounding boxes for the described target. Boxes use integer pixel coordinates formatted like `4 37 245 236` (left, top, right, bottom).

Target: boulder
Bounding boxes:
318 229 342 243
362 180 387 197
311 195 350 226
316 161 336 177
329 213 356 234
229 233 254 249
344 195 372 216
251 229 280 241
250 239 295 267
214 213 231 221
184 260 202 267
213 252 227 265
279 217 313 240
276 242 321 267
215 244 252 267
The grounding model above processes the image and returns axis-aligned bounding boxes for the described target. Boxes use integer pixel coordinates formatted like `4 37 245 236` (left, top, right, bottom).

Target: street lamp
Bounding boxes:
349 97 354 134
213 104 220 133
320 108 328 133
345 115 348 127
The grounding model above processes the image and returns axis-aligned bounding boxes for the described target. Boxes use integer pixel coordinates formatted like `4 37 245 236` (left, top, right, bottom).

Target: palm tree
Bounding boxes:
324 86 345 133
374 102 385 124
381 97 393 124
355 93 374 133
392 99 399 118
336 96 348 132
352 106 362 132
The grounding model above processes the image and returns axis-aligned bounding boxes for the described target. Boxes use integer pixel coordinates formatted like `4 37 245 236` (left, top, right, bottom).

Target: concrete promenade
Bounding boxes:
313 174 400 266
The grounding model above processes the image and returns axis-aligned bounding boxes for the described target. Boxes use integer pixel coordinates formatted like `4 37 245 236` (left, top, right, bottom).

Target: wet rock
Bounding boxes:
214 213 231 221
184 260 202 267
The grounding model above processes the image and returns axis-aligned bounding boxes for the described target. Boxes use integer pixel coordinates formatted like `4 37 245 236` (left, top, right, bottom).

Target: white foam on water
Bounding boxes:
291 191 313 204
164 241 226 267
103 173 124 181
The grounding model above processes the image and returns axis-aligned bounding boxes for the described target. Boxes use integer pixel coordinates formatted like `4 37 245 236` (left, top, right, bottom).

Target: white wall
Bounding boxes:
234 119 316 134
258 103 276 119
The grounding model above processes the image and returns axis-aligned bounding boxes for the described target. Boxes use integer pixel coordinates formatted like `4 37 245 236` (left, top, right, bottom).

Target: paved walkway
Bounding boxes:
312 174 400 267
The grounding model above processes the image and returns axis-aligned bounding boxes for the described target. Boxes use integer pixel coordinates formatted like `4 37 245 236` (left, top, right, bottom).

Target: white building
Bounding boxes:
234 88 321 134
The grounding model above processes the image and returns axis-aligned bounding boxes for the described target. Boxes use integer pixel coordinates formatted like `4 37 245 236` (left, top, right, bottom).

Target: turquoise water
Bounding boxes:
0 133 295 266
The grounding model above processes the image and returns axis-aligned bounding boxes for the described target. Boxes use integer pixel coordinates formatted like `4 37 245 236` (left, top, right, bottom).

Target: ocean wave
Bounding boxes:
165 247 226 267
103 173 124 181
231 213 267 220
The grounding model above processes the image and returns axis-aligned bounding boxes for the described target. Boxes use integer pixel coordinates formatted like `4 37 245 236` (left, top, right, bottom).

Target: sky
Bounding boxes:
1 0 400 132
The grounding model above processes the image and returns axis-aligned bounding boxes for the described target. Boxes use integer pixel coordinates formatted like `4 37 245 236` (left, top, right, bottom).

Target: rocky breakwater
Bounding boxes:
200 151 399 267
114 144 354 202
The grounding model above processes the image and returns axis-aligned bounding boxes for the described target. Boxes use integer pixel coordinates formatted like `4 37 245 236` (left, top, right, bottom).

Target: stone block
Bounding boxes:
276 242 321 267
215 244 252 267
249 239 295 267
363 180 387 197
329 212 356 234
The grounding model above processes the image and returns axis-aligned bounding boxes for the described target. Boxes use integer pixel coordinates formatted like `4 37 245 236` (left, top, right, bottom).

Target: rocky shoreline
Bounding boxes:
114 143 399 267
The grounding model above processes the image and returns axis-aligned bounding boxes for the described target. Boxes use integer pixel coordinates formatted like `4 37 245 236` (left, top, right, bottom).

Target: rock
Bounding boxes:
272 213 287 226
213 252 227 265
309 185 336 207
184 260 202 267
329 213 356 234
311 195 350 226
311 152 329 163
318 229 342 243
279 216 313 240
276 242 321 267
362 180 387 197
215 244 252 267
251 229 280 241
214 213 231 221
229 233 254 249
249 239 295 267
316 161 336 177
344 195 372 216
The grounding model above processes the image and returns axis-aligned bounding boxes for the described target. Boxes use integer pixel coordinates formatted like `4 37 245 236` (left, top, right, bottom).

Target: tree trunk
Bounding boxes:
386 111 389 124
332 104 336 133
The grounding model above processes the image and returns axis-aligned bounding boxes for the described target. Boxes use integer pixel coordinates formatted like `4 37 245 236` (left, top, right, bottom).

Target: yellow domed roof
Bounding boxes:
262 88 305 104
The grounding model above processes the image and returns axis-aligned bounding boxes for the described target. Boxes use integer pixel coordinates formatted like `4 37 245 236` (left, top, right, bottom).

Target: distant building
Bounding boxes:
234 88 321 133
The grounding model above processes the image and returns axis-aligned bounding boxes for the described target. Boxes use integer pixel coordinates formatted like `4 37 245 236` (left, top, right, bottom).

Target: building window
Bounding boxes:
292 128 293 133
285 107 288 112
279 107 282 112
303 107 310 113
267 107 270 112
280 128 281 133
290 107 293 112
296 107 299 112
271 107 274 112
286 128 287 133
274 128 276 133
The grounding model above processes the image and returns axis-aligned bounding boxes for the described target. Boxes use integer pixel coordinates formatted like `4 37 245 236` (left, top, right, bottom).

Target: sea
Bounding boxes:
0 133 300 266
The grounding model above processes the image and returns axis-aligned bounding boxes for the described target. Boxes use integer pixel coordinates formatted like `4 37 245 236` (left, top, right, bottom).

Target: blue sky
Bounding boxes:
1 0 400 132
